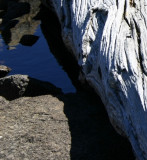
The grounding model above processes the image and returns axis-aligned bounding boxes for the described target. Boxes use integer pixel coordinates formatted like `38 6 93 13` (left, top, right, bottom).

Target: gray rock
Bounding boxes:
0 74 62 100
0 95 71 160
0 91 134 160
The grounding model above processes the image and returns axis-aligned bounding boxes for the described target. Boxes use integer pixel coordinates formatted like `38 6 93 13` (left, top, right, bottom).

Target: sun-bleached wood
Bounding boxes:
42 0 147 159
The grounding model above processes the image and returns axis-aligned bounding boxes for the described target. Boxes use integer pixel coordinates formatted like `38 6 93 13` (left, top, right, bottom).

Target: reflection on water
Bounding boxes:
0 0 76 93
0 0 41 49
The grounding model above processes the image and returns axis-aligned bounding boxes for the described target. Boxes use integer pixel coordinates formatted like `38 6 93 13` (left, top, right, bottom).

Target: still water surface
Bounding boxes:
0 26 76 93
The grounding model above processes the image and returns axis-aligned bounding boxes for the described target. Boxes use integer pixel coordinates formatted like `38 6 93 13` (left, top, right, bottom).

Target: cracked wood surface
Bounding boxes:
43 0 147 159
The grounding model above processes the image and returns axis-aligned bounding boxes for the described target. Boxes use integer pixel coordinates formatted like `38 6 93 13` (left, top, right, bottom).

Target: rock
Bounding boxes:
0 74 62 100
0 65 11 78
42 0 147 159
0 94 71 160
0 86 134 159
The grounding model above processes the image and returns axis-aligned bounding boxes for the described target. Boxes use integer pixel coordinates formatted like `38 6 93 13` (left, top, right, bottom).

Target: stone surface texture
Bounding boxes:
0 95 71 160
42 0 147 159
0 75 62 100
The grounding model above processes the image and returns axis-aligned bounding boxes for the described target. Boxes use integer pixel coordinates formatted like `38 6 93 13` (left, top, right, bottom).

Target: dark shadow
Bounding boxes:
19 35 39 46
1 19 18 44
2 2 30 21
61 75 147 160
59 91 135 160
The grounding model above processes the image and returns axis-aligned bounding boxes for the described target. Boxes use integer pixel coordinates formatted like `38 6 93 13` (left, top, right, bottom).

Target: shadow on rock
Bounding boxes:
58 92 135 160
0 74 62 100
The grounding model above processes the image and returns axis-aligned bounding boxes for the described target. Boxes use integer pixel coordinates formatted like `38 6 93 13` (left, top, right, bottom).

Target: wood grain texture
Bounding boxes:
42 0 147 159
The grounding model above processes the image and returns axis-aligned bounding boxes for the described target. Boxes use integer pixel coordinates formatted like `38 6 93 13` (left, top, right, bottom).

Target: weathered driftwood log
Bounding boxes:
43 0 147 159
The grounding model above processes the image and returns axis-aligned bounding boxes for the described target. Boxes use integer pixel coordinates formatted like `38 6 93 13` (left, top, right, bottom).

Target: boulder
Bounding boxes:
0 74 62 100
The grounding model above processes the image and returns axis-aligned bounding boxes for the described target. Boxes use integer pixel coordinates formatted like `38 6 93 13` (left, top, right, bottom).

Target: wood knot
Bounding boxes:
130 0 136 7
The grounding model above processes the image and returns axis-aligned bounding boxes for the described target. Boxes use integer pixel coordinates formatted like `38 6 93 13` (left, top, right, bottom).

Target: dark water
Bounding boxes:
0 0 78 93
0 25 76 93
